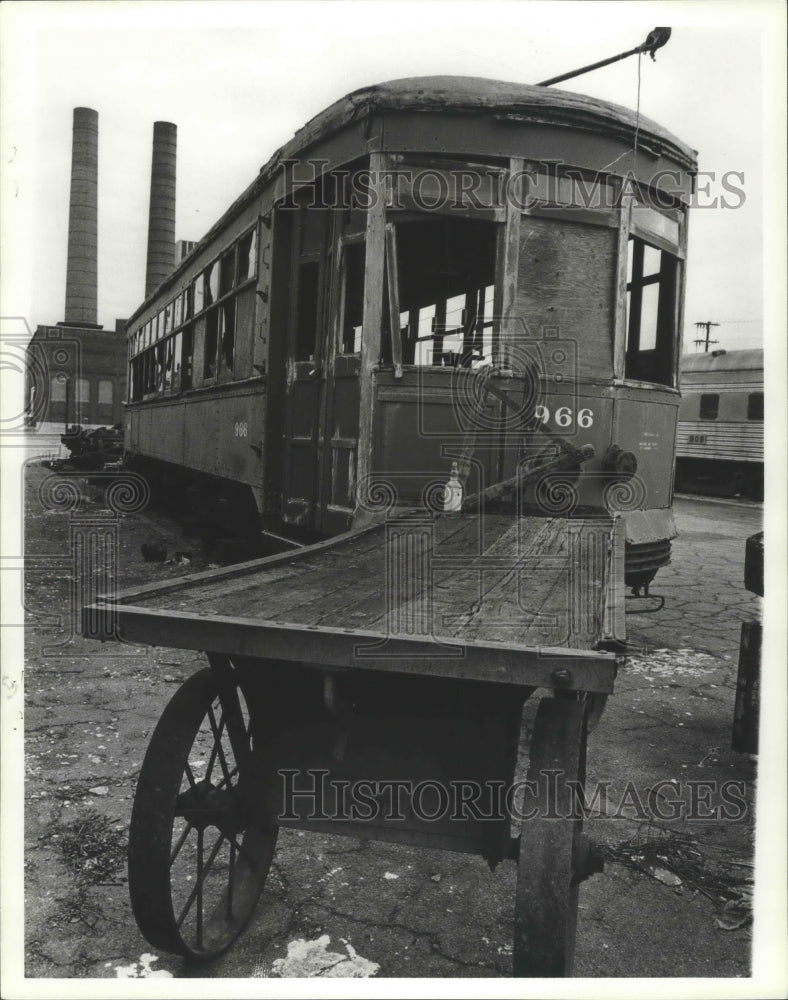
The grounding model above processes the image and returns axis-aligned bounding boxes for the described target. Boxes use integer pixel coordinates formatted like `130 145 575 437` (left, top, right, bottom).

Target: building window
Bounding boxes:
98 379 113 405
699 393 719 420
625 237 678 386
51 374 67 402
747 392 763 421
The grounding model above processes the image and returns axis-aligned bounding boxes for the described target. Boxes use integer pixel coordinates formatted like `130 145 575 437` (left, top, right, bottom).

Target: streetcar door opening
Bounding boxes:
280 182 366 537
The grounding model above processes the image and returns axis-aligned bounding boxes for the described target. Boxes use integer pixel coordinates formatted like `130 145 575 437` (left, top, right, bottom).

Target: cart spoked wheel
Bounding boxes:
513 696 598 977
129 667 277 960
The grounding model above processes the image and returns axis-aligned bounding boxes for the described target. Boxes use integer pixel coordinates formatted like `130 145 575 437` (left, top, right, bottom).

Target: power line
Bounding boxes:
693 321 720 352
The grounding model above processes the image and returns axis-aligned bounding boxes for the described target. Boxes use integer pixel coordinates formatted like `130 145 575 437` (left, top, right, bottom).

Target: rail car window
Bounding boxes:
340 242 365 355
747 393 763 420
625 237 677 385
699 393 719 420
392 217 497 367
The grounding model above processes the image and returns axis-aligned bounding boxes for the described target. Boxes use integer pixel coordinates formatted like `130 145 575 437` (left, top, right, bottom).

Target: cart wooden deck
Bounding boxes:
88 511 625 691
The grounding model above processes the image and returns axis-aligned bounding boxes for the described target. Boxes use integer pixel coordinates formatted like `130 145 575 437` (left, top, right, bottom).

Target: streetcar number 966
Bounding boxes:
534 405 594 429
234 421 249 437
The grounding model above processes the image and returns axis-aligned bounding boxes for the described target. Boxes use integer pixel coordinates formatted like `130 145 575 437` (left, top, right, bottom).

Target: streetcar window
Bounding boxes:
296 261 321 361
625 237 677 385
699 393 719 420
221 299 236 371
394 216 496 367
173 294 183 330
204 308 219 378
193 274 204 314
238 228 257 283
162 339 173 393
340 242 365 355
181 325 194 390
747 393 763 421
171 333 182 391
220 248 236 296
205 261 219 307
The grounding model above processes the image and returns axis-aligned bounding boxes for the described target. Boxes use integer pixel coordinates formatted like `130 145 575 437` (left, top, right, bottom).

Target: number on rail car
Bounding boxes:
533 406 594 429
234 421 249 437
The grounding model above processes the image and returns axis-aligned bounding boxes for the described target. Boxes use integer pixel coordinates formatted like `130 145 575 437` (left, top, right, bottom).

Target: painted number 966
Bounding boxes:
534 405 594 429
234 421 249 437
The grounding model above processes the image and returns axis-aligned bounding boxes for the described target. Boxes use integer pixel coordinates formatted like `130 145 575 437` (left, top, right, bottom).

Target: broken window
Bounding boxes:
391 217 497 368
747 392 763 421
221 299 236 371
625 237 678 385
205 261 219 307
699 393 719 420
238 227 257 283
220 248 236 297
339 242 365 355
204 308 219 378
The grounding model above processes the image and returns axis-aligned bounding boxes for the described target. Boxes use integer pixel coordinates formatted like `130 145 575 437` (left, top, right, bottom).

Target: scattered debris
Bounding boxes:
115 953 173 978
431 873 442 883
383 872 399 880
88 785 108 796
53 808 126 884
267 935 379 978
602 827 753 929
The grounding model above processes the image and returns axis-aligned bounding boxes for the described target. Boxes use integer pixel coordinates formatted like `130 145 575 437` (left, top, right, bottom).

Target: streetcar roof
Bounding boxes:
129 75 697 327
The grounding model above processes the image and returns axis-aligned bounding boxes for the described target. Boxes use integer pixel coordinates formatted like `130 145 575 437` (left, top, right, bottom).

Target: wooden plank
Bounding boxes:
113 519 385 604
87 603 617 692
498 157 523 366
354 150 388 514
613 179 633 380
384 223 403 377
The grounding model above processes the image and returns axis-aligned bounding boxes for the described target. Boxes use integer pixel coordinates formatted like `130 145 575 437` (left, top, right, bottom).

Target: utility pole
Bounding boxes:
693 321 720 352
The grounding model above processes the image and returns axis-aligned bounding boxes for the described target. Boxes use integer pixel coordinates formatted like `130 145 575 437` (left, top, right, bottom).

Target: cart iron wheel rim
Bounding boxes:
128 667 277 959
513 696 588 977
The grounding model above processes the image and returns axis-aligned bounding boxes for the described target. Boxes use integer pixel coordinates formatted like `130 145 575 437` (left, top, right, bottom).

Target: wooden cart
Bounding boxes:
85 509 625 976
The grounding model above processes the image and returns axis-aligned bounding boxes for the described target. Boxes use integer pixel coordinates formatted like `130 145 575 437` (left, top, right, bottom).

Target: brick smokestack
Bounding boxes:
64 107 99 326
145 121 177 298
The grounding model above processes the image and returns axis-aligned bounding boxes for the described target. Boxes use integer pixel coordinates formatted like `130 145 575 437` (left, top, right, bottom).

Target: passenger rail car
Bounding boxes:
675 349 763 499
124 76 697 589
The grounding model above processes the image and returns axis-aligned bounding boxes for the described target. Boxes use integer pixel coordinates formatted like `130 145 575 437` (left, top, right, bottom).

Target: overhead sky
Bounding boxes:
2 0 784 352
